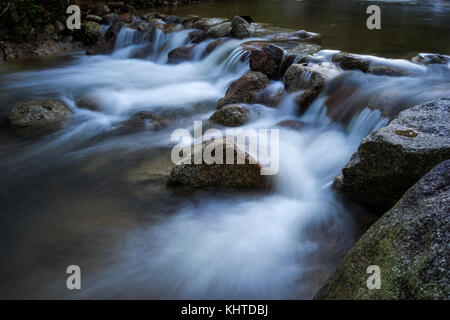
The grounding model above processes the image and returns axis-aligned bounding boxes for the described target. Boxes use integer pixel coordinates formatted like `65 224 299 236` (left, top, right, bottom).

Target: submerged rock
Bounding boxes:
275 119 308 131
316 159 450 300
370 65 413 77
119 111 170 133
332 52 370 73
230 15 255 39
249 44 284 79
412 53 449 65
168 45 195 63
334 98 450 213
9 100 72 137
167 138 271 191
75 96 102 112
210 104 249 127
217 71 270 108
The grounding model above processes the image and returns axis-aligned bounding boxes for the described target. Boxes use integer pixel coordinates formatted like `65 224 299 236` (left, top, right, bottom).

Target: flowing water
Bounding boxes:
0 0 449 299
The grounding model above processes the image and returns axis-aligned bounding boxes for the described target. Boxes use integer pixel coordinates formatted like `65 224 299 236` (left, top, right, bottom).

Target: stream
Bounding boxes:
0 0 449 299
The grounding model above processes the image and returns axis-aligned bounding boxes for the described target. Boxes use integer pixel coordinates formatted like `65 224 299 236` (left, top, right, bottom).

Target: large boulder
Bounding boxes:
284 64 331 93
315 159 450 300
9 100 72 137
249 44 284 79
205 22 232 38
217 72 270 108
230 16 255 39
332 52 370 73
210 104 249 127
334 98 450 213
167 138 271 191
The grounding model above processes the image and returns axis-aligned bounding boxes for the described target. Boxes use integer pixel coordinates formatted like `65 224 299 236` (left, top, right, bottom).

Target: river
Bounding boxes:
0 0 449 299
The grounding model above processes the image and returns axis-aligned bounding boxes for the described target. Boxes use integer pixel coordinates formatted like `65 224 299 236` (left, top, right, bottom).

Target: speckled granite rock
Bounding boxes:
315 159 450 300
334 98 450 213
210 104 249 127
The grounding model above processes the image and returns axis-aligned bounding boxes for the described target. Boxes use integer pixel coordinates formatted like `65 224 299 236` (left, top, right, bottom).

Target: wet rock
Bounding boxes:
370 65 413 77
316 159 450 299
193 18 228 31
54 20 65 33
75 96 102 112
86 15 103 23
294 89 320 115
168 45 195 63
164 15 182 24
210 104 249 127
249 44 284 79
284 43 321 64
275 119 308 131
205 22 232 38
230 16 255 39
204 39 225 55
167 138 271 191
412 53 449 65
86 21 125 55
95 4 110 16
284 64 331 93
217 71 270 108
334 98 450 213
103 13 119 24
154 23 184 34
258 87 285 108
9 100 72 137
119 111 170 133
288 30 316 40
79 21 103 46
332 52 370 73
182 16 200 29
188 30 204 43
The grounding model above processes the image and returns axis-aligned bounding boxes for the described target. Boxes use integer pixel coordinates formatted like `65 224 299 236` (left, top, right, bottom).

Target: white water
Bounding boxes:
1 22 448 299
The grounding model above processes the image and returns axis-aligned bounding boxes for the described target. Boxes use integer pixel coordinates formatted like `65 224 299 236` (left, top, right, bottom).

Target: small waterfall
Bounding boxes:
115 27 140 49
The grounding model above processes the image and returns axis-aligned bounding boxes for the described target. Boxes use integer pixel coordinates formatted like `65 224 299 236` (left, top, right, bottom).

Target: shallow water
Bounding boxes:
0 0 449 299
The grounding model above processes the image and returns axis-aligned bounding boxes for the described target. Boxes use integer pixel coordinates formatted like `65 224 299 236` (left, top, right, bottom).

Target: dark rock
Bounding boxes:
275 119 308 131
204 39 225 55
316 159 450 299
9 100 72 137
334 98 450 213
332 52 370 73
119 111 170 133
217 72 270 108
86 21 125 55
284 64 331 93
210 104 249 127
188 30 204 43
294 89 320 115
370 65 413 77
75 96 102 112
230 15 255 39
412 53 449 65
249 44 284 79
205 22 232 38
79 21 103 46
168 45 195 63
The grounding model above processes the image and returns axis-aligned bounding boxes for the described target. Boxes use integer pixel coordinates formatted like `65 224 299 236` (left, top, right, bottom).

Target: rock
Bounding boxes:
205 22 232 38
164 15 181 24
258 87 285 108
289 30 315 40
294 89 320 115
75 96 102 112
54 20 65 33
334 98 450 213
204 39 225 55
44 24 55 35
189 30 205 43
167 138 271 191
210 104 249 127
79 21 103 46
412 53 449 65
249 44 284 79
86 14 103 23
9 100 72 137
182 16 200 29
370 65 413 77
332 52 370 73
95 4 110 16
275 119 308 130
284 43 321 63
103 13 119 24
168 45 195 63
86 21 125 55
119 111 170 133
193 18 228 31
217 71 270 108
230 15 255 39
154 23 184 34
284 64 331 93
315 159 450 300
